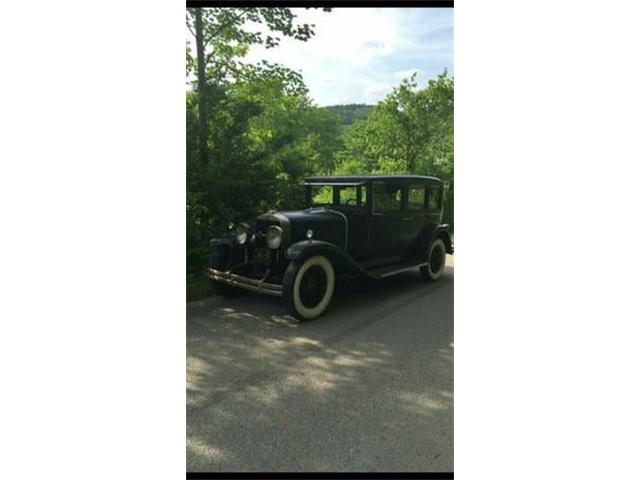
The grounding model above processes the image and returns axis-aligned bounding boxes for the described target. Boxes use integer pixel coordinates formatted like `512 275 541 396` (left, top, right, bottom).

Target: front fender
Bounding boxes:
285 240 372 277
285 240 343 261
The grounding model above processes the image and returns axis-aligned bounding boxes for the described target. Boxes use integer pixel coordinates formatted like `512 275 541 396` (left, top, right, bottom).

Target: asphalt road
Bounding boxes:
187 255 453 472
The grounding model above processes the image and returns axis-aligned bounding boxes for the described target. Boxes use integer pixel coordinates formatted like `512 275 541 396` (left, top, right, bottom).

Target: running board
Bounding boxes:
364 260 428 279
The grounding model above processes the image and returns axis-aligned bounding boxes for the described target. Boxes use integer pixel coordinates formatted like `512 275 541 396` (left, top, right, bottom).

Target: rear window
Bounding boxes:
427 185 442 210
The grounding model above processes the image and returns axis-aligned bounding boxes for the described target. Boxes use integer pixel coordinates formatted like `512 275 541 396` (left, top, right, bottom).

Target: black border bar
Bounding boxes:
186 1 453 8
187 473 453 479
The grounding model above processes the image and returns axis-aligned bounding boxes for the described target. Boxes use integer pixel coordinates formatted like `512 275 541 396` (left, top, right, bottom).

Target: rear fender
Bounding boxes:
433 224 454 254
409 224 453 261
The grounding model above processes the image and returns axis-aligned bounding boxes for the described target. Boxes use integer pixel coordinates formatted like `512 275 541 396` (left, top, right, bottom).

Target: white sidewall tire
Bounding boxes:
292 256 335 320
425 239 446 281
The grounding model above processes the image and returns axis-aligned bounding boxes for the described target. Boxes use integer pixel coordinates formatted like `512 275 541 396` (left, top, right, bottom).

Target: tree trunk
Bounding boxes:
194 8 208 166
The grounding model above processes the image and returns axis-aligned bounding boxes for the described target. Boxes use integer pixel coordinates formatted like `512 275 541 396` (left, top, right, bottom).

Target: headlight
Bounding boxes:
235 223 249 245
266 226 283 249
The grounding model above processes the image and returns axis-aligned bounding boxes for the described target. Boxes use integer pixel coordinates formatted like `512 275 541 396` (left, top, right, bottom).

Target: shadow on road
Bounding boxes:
187 264 453 471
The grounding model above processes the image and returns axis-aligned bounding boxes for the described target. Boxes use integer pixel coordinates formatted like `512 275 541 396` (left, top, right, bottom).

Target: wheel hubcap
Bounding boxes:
299 265 327 309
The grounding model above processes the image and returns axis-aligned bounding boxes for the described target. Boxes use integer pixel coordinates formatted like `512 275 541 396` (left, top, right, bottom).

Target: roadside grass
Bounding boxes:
187 272 216 302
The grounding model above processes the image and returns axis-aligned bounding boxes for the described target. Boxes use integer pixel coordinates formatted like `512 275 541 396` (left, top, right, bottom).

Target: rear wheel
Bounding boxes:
283 255 335 320
420 238 447 282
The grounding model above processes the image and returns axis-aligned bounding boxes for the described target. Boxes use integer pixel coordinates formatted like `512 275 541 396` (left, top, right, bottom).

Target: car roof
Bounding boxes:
304 174 443 185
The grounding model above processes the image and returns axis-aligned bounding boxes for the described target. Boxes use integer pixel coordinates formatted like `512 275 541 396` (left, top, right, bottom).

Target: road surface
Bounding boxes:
187 256 453 472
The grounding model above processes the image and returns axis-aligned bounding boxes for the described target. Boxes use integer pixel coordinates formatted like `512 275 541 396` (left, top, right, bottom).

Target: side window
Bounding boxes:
339 186 357 205
408 185 426 210
373 183 402 212
338 186 367 207
427 185 442 210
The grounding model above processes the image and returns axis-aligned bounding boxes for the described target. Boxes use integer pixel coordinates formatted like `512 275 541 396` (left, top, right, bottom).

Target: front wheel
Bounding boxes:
283 255 335 320
420 238 447 282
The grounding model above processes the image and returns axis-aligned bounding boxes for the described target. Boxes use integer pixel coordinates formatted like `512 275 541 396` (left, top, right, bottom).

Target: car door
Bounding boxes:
335 184 370 260
367 182 405 260
401 184 428 257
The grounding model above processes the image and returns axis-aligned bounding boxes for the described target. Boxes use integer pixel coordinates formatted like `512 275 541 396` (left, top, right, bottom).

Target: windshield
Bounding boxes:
309 185 367 208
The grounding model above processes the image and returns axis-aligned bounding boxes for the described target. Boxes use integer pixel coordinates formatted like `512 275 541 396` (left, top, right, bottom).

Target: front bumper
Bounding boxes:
207 268 283 297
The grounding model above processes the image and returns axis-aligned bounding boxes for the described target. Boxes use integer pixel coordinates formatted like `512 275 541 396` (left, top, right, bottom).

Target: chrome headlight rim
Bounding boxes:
235 223 250 245
266 225 283 250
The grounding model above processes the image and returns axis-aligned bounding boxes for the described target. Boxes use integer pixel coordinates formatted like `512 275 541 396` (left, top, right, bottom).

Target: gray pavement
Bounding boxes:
187 255 453 472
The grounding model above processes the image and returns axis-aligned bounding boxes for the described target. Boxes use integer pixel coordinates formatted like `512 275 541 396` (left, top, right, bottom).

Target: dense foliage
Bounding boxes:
186 8 453 299
334 73 454 226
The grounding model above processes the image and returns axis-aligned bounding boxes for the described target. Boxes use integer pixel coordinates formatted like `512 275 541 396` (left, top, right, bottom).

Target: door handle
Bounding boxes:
403 217 411 221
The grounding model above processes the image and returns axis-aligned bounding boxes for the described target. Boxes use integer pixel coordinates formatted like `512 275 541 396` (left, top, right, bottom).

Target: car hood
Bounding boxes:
257 208 347 247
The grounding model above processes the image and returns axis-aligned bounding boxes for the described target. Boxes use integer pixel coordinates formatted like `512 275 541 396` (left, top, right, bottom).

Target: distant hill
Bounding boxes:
322 104 374 127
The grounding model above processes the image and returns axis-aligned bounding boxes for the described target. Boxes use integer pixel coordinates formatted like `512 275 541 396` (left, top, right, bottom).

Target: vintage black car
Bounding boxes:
207 175 453 320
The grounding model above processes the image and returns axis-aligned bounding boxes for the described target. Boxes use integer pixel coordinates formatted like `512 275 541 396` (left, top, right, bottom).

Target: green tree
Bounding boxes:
186 78 343 284
322 104 374 129
185 7 333 293
186 7 330 166
335 72 454 226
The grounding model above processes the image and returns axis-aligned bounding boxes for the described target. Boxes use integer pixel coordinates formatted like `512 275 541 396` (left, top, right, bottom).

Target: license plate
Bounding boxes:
255 247 271 263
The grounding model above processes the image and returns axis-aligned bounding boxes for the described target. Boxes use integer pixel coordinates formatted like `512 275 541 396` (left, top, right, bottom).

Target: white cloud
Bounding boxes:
245 8 401 71
363 81 393 101
188 8 453 106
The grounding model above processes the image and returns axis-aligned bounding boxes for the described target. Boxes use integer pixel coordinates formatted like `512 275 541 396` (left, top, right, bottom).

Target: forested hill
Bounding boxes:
322 104 374 126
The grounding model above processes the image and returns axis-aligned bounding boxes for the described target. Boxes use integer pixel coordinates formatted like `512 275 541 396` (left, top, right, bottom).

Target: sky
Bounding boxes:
245 7 453 106
186 8 453 107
